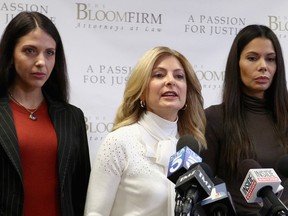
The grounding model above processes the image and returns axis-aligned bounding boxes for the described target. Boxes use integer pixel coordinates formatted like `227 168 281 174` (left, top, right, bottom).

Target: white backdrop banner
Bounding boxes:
1 0 288 162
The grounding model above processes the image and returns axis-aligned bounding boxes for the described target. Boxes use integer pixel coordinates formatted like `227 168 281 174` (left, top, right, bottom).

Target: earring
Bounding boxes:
182 104 187 110
140 100 146 108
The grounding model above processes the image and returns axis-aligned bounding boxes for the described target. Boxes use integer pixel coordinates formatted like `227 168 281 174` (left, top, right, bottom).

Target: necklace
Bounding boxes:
8 92 43 121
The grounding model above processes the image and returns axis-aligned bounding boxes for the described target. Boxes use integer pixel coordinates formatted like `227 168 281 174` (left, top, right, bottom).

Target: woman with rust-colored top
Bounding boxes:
0 11 90 216
201 25 288 216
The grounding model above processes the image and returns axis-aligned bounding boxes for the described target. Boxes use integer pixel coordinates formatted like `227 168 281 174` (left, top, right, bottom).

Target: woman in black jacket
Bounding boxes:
0 11 91 216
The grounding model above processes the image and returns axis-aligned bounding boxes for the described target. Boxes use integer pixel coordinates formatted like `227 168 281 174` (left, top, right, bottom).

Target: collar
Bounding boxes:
138 111 178 169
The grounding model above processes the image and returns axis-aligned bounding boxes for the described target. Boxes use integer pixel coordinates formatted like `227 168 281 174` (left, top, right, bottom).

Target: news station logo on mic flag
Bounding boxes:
196 180 237 216
240 168 282 203
175 164 214 198
167 146 202 184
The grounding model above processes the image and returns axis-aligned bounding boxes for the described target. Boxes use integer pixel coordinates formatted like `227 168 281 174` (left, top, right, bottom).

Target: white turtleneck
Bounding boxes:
84 111 179 216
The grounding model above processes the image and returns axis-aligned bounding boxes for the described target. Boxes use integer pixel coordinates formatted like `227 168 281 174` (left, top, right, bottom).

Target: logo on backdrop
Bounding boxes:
75 3 163 32
83 64 133 86
184 14 246 36
0 2 55 25
268 16 288 39
194 64 224 90
85 115 114 142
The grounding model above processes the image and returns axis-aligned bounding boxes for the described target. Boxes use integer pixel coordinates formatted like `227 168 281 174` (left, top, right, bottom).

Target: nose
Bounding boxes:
258 59 267 73
35 54 45 67
165 74 176 86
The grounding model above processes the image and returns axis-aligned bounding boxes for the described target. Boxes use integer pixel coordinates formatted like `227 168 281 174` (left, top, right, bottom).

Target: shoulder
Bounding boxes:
104 124 139 145
204 104 225 133
205 104 224 121
50 101 85 117
47 101 87 131
61 102 83 112
98 124 143 156
45 94 84 114
96 124 142 164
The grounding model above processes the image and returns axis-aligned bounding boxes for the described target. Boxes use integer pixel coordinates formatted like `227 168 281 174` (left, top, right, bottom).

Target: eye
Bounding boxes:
175 73 185 80
24 47 36 55
46 49 56 56
267 56 276 62
152 69 165 78
153 73 164 78
247 56 258 61
174 69 186 80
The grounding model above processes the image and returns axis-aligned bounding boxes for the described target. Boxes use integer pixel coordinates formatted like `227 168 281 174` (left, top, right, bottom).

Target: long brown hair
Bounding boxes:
0 11 69 102
222 24 288 174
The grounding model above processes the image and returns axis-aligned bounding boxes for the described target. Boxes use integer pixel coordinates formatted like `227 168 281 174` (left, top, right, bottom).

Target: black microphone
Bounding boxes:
239 159 288 216
167 134 202 184
195 177 237 216
166 135 202 216
175 162 214 216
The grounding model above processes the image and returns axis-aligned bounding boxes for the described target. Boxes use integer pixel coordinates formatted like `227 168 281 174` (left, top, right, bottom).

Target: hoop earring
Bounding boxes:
182 104 187 110
140 100 146 108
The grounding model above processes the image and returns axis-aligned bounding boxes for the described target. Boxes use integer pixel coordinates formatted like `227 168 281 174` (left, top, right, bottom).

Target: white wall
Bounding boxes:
1 0 288 162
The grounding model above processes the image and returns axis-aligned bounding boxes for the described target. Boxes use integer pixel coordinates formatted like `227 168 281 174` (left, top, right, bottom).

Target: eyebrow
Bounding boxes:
152 66 184 71
245 51 276 55
22 44 56 50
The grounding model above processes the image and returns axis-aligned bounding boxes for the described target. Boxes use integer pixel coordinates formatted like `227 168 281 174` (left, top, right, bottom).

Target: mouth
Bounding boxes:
255 76 269 84
32 72 46 79
162 91 178 97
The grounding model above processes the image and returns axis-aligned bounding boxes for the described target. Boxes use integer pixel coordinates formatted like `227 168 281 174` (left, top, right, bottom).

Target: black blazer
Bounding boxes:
0 95 91 216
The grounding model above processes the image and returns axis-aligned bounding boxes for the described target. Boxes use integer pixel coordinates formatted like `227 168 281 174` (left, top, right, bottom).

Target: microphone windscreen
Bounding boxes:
176 134 199 153
187 162 201 171
187 162 214 178
276 155 288 178
167 135 202 184
239 159 283 204
211 177 225 186
200 162 214 178
175 162 214 198
238 159 261 180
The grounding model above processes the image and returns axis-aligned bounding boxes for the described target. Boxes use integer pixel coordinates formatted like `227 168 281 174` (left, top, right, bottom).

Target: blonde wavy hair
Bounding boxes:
113 46 207 149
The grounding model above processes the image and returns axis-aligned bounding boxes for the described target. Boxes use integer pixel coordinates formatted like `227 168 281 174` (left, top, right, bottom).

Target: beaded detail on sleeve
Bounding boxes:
94 125 156 177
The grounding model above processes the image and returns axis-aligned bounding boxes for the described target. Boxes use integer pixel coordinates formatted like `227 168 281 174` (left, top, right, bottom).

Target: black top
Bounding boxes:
201 94 288 216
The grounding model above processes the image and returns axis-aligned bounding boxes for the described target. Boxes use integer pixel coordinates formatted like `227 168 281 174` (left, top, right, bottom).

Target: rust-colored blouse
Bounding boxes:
10 100 60 216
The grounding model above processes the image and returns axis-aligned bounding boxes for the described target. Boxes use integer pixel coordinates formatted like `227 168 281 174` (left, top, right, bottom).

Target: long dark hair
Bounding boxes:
222 24 288 174
0 11 69 102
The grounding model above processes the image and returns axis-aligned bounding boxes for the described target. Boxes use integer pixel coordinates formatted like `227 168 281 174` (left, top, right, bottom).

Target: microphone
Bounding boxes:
166 135 202 215
195 177 237 216
239 159 288 216
167 134 202 184
175 162 214 215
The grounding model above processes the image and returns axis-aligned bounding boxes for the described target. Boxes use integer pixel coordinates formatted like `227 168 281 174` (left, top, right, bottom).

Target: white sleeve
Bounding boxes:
84 132 127 216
